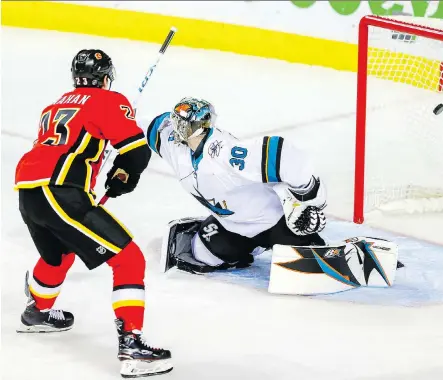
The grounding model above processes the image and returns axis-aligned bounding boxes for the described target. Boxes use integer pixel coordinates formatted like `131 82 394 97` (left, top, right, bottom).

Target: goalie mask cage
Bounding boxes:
353 15 443 223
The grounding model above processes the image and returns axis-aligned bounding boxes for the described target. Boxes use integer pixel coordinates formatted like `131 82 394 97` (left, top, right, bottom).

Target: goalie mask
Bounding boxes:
171 97 216 144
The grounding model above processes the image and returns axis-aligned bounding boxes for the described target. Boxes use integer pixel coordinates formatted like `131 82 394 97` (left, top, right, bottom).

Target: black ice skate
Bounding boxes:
116 319 173 378
16 271 74 333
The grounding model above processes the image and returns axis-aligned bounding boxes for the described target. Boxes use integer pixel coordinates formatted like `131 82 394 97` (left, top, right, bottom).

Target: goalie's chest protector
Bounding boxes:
169 129 239 217
166 129 283 237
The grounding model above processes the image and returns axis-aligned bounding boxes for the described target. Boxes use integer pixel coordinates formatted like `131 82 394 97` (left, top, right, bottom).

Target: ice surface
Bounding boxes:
1 27 443 380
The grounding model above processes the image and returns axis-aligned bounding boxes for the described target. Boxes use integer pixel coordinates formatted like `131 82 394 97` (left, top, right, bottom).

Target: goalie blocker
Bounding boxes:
161 218 404 295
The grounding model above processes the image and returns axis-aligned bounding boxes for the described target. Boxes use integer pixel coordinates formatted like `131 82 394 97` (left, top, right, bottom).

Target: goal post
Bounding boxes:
353 15 443 224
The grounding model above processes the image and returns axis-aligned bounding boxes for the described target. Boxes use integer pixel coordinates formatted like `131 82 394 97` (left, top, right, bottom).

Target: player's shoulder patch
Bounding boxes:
146 112 171 156
158 112 172 131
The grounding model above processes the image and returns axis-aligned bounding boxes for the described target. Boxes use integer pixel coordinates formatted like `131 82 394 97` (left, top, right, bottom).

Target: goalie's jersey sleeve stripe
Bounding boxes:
146 112 170 156
113 132 147 155
42 186 121 254
261 136 284 183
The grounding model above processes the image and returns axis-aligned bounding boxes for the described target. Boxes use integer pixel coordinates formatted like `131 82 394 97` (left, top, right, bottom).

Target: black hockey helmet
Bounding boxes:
71 49 116 88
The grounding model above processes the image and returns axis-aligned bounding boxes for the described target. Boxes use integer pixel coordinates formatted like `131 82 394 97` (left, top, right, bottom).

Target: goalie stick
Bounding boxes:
98 27 177 206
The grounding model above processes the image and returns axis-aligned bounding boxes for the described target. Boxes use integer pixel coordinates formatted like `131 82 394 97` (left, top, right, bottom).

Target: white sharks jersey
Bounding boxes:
141 112 318 238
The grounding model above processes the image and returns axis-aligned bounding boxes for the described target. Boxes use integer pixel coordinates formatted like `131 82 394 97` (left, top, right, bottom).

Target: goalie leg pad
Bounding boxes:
344 237 399 287
160 216 256 274
160 217 206 273
192 234 225 266
160 217 229 274
269 237 400 295
197 216 256 266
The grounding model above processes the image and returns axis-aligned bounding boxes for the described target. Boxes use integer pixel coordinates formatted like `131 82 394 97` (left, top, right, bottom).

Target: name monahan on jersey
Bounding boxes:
141 112 321 238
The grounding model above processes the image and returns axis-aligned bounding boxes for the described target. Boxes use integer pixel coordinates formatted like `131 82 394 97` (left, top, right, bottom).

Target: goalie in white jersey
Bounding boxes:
140 97 328 274
139 98 401 293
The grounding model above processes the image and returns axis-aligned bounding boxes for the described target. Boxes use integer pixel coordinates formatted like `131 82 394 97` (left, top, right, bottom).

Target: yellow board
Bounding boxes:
2 1 441 91
1 1 358 71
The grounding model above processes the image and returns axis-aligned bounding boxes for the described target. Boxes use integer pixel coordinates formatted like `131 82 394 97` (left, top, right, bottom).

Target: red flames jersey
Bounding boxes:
15 87 147 193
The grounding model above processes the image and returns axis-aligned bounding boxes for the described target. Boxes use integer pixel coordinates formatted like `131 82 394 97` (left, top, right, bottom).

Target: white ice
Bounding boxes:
1 27 443 380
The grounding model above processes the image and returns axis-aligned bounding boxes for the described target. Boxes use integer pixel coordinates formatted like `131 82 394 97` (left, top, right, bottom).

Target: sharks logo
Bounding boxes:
276 241 398 288
191 187 234 217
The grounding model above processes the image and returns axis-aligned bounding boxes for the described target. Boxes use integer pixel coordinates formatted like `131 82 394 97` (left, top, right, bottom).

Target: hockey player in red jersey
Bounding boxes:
15 49 172 377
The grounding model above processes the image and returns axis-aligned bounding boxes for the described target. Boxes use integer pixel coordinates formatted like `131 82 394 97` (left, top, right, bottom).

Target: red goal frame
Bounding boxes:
353 15 443 223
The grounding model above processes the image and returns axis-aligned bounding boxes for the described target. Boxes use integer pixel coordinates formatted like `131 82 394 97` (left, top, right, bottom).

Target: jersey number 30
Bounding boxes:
229 146 248 171
38 108 79 146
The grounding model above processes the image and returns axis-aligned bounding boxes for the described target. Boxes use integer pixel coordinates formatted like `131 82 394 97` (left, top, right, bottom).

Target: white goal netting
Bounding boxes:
363 16 443 215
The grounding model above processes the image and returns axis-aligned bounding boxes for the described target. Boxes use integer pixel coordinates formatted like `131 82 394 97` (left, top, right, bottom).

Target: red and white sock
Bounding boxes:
28 253 75 310
107 241 146 332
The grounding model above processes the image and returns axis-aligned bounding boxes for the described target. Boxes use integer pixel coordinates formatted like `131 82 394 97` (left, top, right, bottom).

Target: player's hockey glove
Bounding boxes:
105 161 140 198
274 177 327 236
104 145 151 198
105 166 140 198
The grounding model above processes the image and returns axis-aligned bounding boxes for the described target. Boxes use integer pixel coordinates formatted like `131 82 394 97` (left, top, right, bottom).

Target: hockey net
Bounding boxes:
354 15 443 223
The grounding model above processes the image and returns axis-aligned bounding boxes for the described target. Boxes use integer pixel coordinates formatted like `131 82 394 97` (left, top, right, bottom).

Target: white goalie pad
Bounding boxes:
268 237 399 295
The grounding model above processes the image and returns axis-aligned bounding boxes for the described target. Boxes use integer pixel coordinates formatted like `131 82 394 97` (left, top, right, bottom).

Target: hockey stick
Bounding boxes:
98 27 177 206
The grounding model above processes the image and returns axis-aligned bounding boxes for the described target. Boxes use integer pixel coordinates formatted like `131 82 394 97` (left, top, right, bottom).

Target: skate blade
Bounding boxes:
120 359 173 378
16 322 73 333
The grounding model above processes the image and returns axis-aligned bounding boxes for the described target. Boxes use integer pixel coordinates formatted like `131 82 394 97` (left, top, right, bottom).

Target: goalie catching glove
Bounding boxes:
274 176 326 236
